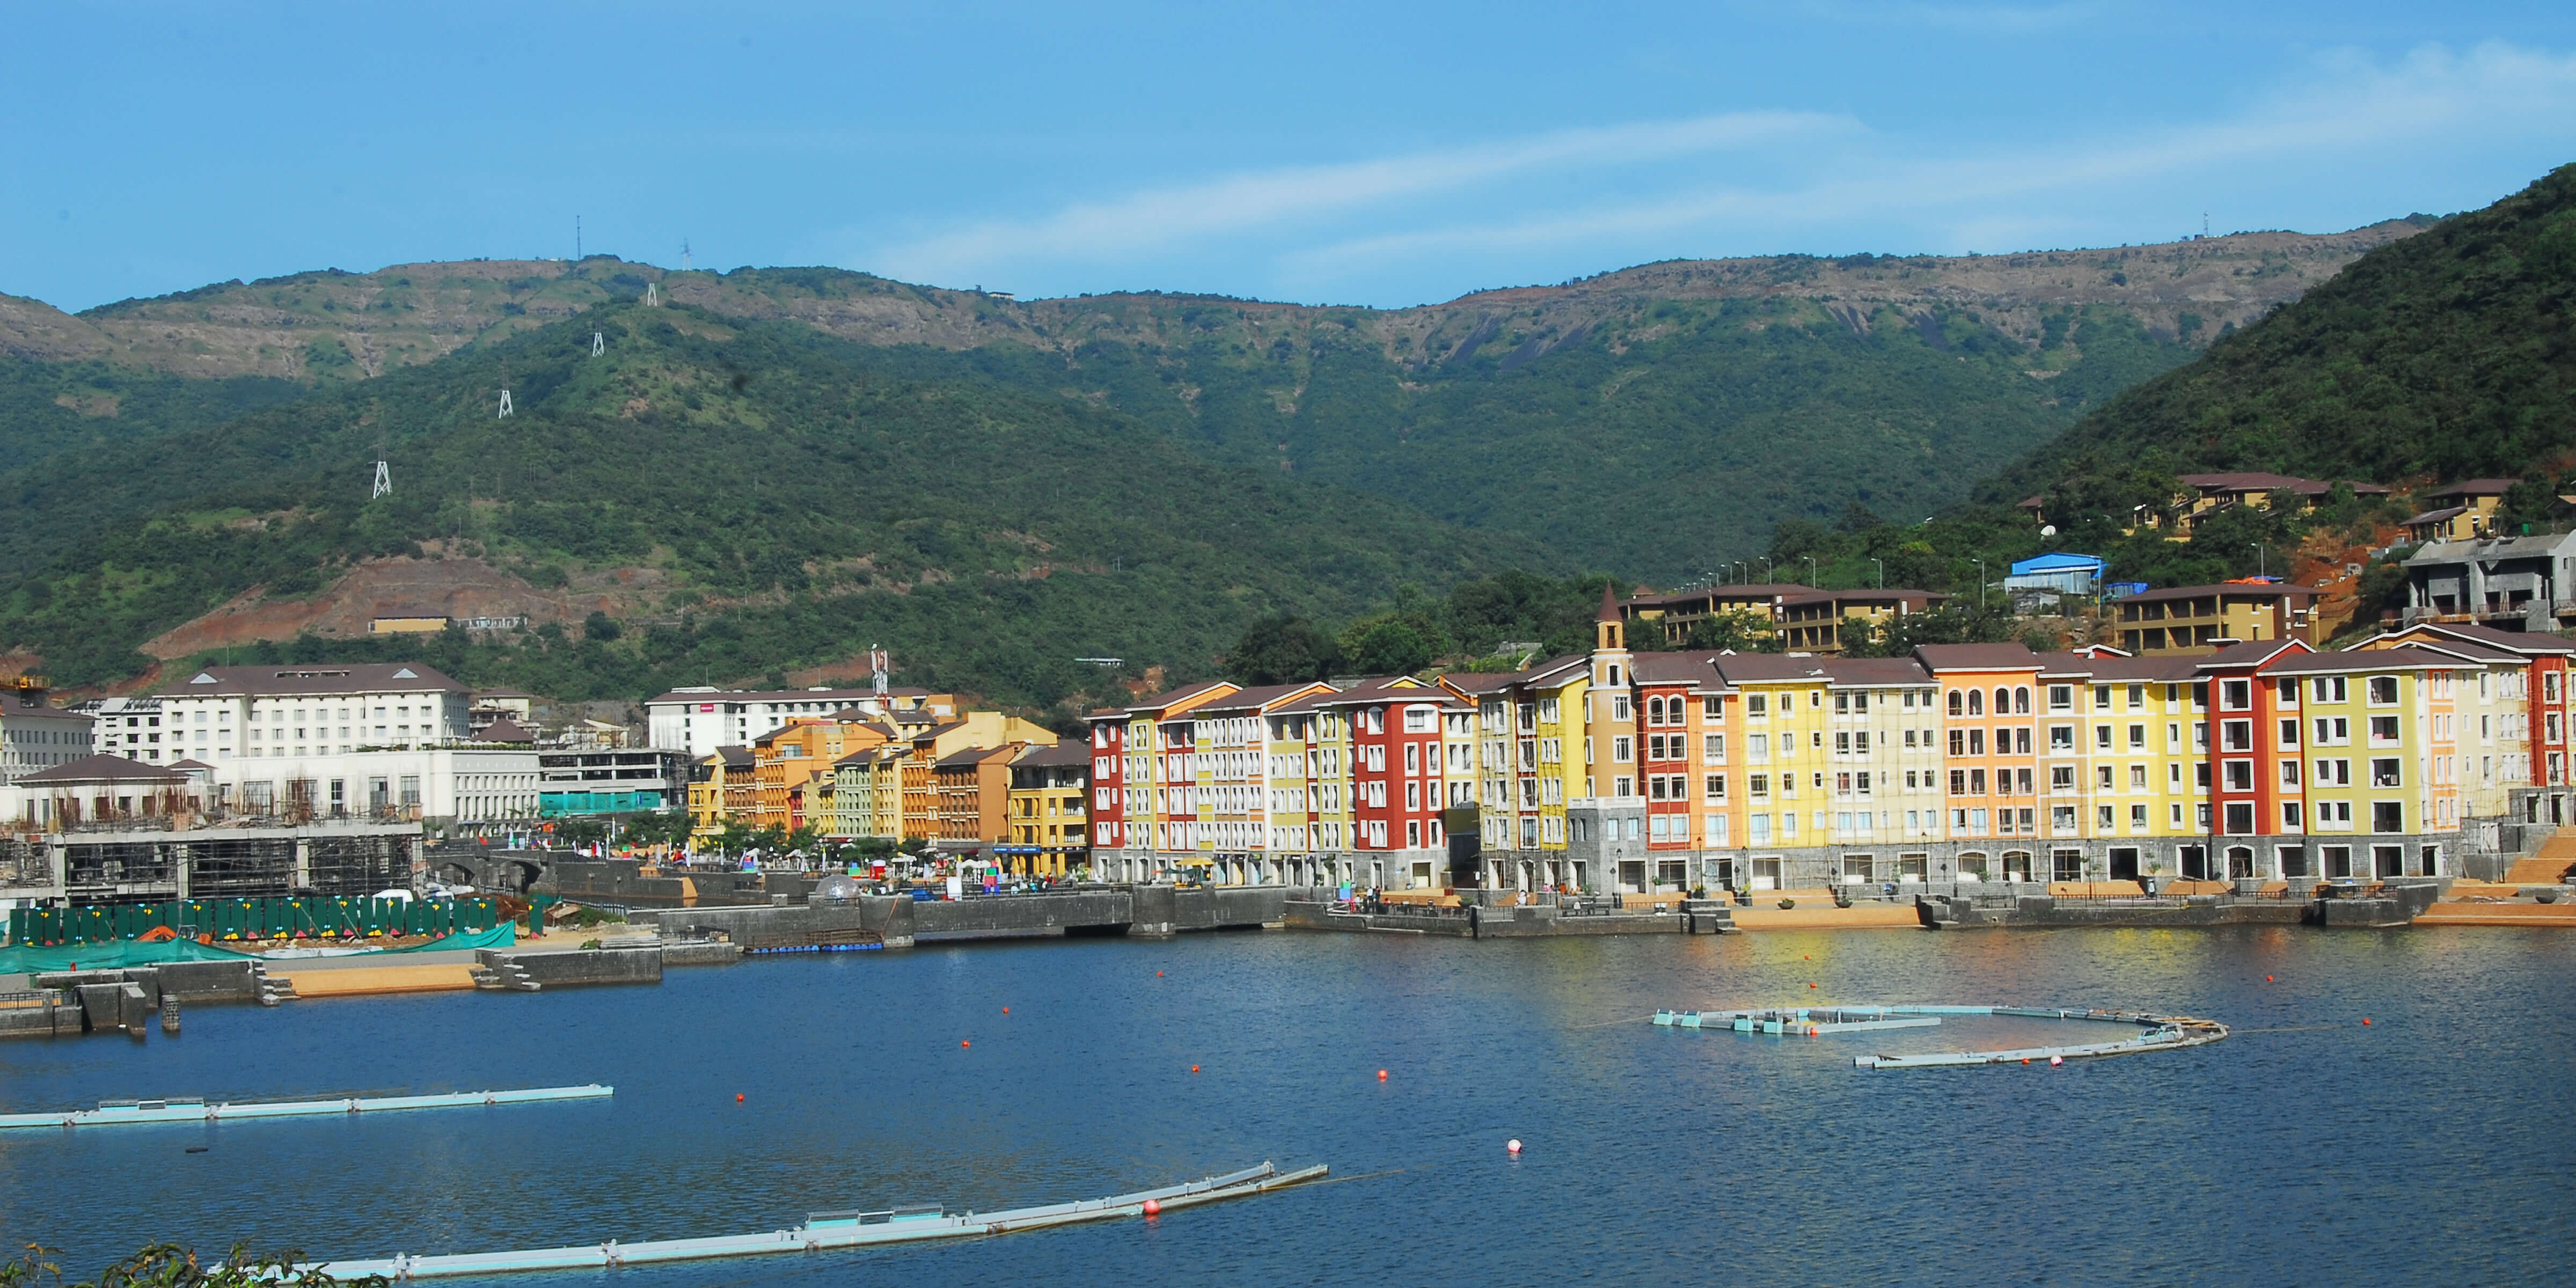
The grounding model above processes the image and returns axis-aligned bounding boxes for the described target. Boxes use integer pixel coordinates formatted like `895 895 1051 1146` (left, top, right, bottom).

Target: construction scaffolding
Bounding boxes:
8 822 422 908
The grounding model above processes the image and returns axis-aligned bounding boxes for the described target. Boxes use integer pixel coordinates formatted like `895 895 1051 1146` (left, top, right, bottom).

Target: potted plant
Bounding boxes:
1778 897 1796 910
2142 860 2166 896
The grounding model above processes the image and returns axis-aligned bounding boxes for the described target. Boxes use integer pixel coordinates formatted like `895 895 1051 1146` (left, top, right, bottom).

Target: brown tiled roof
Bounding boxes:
2194 639 2314 669
2402 506 2468 526
1624 583 1815 609
1192 682 1332 714
716 745 755 768
2428 479 2520 498
1127 679 1238 714
2262 645 2462 675
935 745 1014 770
2179 473 2390 496
162 663 466 698
17 754 188 785
2395 622 2576 656
1628 653 1722 685
2032 652 2202 682
1912 643 2041 671
645 686 878 705
1822 657 1935 685
1709 655 1834 684
1779 589 1945 609
2120 582 2317 603
1013 742 1091 767
473 718 534 743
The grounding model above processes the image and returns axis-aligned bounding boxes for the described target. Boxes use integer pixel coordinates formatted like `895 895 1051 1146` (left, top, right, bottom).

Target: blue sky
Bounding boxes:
6 2 2574 311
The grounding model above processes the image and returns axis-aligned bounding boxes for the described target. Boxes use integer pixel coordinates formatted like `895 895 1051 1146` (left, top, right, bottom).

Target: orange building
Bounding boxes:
1917 643 2046 879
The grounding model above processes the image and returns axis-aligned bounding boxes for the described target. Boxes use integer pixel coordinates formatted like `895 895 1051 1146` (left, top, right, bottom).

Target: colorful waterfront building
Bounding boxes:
1005 742 1090 876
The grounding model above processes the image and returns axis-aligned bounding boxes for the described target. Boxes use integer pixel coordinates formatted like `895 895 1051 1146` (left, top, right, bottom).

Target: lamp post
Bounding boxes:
1803 555 1819 588
1975 558 1988 611
1761 557 1774 582
2251 543 2267 580
1871 558 1884 588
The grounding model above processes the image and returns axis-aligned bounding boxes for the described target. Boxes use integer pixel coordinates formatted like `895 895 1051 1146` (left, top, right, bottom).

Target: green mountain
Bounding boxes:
0 218 2433 700
1993 164 2576 507
4 222 2415 581
0 305 1549 706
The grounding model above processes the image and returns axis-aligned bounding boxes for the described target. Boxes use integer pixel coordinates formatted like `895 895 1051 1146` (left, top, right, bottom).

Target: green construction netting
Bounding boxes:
0 923 515 976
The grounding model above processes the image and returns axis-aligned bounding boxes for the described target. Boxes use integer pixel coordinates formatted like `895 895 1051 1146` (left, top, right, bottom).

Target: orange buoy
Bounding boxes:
2361 1018 2372 1026
735 1093 744 1103
1002 1006 1009 1014
1155 971 1163 977
961 1039 971 1048
1807 982 1818 989
2266 976 2274 983
1142 1198 1160 1217
1805 1027 1818 1036
1191 1065 1200 1073
2021 1058 2030 1065
1377 1069 1388 1081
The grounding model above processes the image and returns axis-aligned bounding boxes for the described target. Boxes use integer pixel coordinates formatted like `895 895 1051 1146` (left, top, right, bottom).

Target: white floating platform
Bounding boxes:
1651 1004 2229 1067
0 1085 612 1130
316 1161 1328 1279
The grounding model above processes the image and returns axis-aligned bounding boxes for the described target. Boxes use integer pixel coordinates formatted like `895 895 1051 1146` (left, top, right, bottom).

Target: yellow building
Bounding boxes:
1006 741 1092 876
2401 479 2516 544
1185 682 1334 885
2114 583 2318 655
1619 583 1814 647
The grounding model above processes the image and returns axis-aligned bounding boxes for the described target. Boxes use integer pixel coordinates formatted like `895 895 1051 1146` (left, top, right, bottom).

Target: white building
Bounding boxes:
1 687 94 783
182 745 543 825
148 663 472 762
646 685 954 759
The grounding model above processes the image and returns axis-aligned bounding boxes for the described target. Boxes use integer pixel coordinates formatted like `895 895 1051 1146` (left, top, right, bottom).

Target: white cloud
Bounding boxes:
1279 40 2576 281
864 111 1855 284
855 40 2576 303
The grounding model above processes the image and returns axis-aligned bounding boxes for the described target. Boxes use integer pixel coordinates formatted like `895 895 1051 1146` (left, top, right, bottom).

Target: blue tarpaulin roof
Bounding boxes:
2010 553 2107 575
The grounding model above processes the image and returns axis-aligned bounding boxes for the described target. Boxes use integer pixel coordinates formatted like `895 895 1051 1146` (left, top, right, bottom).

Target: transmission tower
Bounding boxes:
592 331 605 357
370 441 392 499
643 281 660 307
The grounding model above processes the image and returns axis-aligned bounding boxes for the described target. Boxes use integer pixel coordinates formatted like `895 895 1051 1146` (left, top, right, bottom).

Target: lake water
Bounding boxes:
3 926 2570 1286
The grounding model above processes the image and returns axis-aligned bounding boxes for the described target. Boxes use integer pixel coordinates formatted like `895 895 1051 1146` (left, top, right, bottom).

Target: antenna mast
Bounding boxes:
576 214 582 260
682 239 692 272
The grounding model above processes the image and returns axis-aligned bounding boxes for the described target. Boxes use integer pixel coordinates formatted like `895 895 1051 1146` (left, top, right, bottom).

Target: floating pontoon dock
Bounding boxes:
314 1161 1328 1279
0 1085 612 1130
1651 1004 2228 1067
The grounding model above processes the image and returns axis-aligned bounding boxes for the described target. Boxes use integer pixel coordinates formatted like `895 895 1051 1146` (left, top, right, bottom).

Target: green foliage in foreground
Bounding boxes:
1 1243 380 1288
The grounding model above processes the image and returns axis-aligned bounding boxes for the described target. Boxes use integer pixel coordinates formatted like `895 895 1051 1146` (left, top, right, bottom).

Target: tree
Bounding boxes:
1679 610 1775 653
582 610 622 642
1336 612 1441 676
1222 614 1341 684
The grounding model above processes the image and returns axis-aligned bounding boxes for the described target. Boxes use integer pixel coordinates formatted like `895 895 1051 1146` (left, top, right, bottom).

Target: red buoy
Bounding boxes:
1377 1069 1388 1081
1190 1065 1200 1073
961 1039 971 1048
735 1093 744 1103
1142 1198 1160 1217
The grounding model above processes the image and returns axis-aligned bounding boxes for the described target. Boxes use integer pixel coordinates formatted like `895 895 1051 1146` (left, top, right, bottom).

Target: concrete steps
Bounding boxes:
255 969 296 1006
2503 827 2576 884
470 962 541 992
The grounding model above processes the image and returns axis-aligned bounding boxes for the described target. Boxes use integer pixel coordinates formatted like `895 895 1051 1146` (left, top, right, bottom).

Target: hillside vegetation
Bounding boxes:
0 222 2417 581
1996 164 2576 508
0 305 1548 707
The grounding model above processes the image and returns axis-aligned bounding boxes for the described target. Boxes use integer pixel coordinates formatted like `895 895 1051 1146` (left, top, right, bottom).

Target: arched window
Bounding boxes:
1648 696 1665 724
1967 690 1984 716
1994 686 2011 714
2014 686 2032 715
1948 689 1964 716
